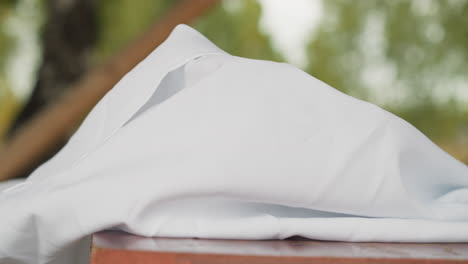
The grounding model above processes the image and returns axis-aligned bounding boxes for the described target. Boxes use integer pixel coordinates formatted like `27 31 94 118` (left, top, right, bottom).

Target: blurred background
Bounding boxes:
0 0 467 180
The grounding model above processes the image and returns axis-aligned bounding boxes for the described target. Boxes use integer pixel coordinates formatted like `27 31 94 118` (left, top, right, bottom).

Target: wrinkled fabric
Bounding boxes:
1 24 467 264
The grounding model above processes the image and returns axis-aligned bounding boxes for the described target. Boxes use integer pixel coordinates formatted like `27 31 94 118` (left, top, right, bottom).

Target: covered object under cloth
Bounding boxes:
1 25 468 264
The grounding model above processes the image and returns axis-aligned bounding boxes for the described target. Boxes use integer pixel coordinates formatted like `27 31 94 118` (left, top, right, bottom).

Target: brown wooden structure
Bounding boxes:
91 231 468 264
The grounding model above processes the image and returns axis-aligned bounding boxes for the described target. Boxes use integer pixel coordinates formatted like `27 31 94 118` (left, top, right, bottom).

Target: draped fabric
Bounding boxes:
1 25 467 264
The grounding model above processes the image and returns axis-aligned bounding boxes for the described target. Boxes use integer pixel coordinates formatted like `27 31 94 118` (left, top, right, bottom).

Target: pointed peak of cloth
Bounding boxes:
158 24 227 58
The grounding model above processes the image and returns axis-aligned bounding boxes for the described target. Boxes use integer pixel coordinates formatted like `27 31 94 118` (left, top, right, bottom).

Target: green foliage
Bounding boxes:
306 0 468 143
306 0 375 97
94 0 175 61
0 80 19 140
0 0 15 20
0 1 17 140
0 1 14 72
194 0 283 62
382 1 468 104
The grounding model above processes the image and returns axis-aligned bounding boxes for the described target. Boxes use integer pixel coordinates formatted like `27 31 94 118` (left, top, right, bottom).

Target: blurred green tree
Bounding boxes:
194 0 283 62
0 82 18 140
306 0 468 147
95 0 174 61
0 0 14 68
0 1 18 140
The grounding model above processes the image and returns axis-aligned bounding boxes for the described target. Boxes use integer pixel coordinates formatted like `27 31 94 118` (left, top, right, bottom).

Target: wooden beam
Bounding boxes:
0 0 219 181
91 231 468 264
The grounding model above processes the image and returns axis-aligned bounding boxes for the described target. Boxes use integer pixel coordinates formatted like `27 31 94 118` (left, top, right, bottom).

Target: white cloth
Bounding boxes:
1 24 467 264
0 179 25 193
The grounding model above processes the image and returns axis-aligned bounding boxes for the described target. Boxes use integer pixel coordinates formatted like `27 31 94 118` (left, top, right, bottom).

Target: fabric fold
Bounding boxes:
1 24 467 264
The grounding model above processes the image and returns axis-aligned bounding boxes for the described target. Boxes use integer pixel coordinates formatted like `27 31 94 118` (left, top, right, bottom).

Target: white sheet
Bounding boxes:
1 24 467 264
